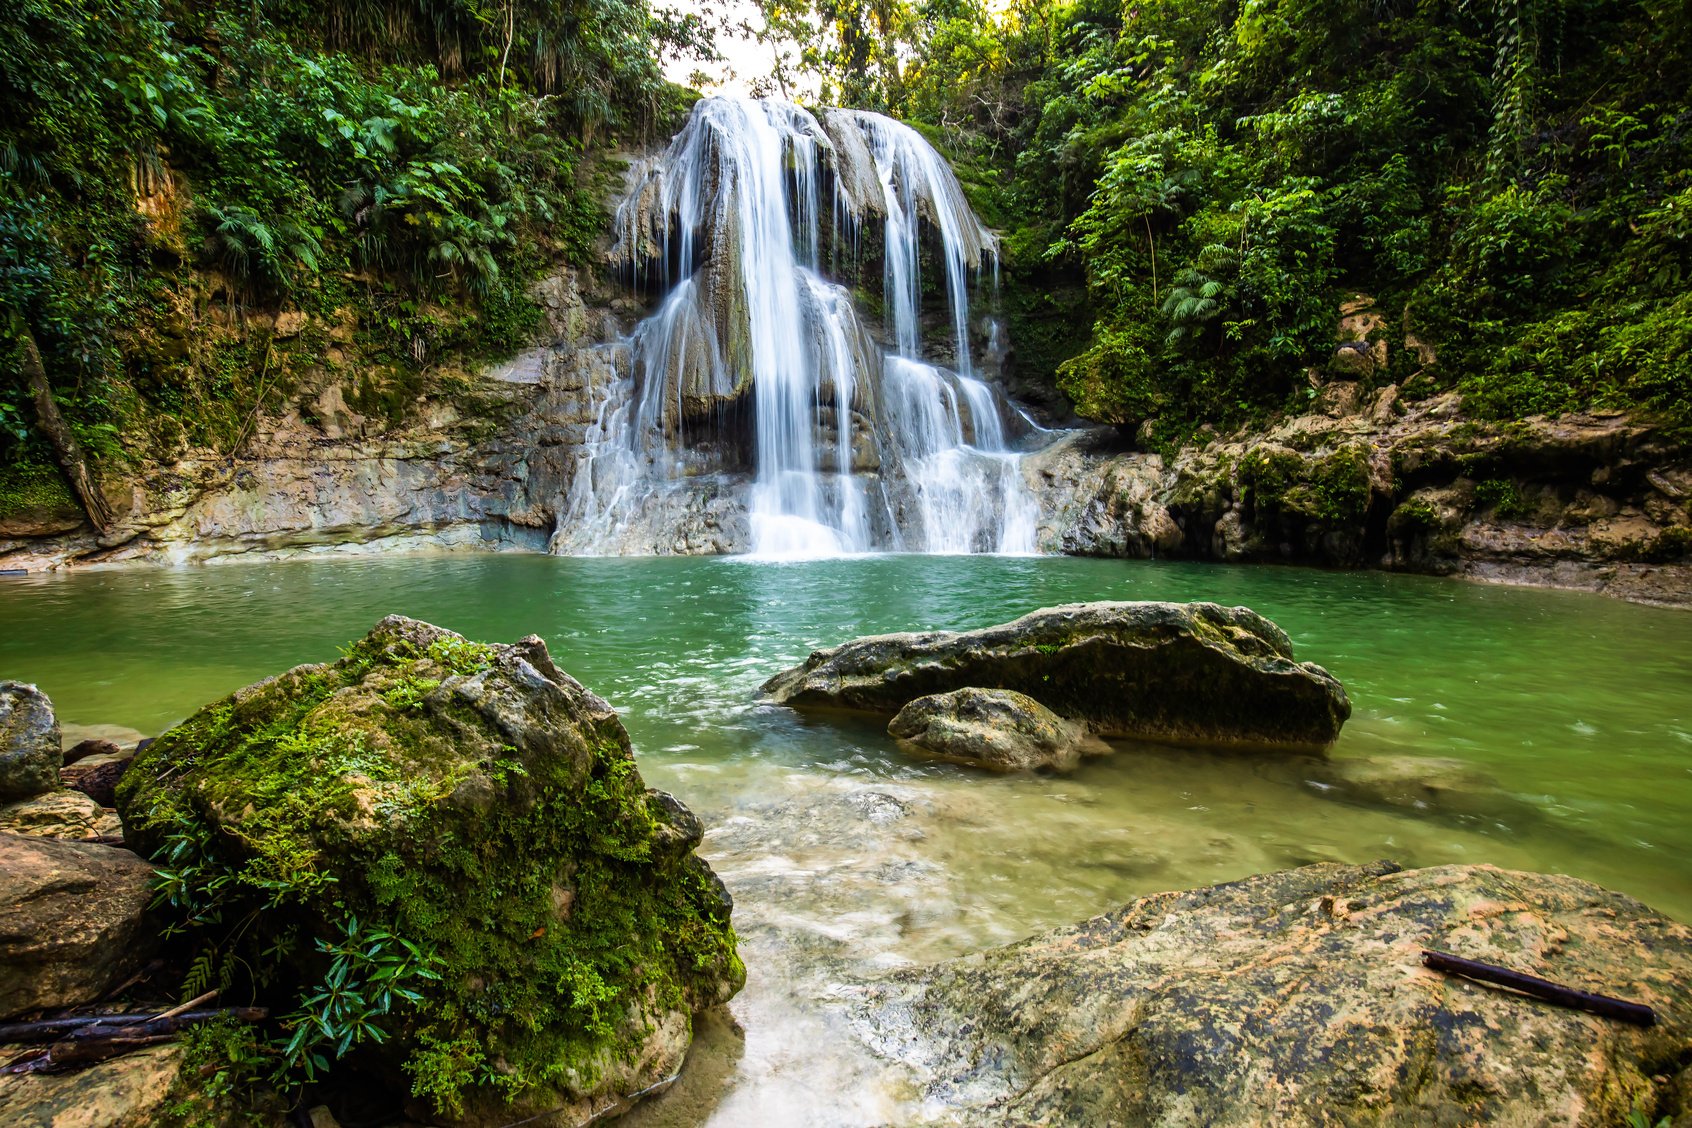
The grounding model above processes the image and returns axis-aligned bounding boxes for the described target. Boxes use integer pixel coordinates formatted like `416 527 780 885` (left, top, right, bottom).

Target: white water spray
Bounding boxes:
557 96 1040 557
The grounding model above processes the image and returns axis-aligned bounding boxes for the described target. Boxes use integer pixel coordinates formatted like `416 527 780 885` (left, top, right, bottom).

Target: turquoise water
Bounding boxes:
2 554 1689 911
2 554 1689 1120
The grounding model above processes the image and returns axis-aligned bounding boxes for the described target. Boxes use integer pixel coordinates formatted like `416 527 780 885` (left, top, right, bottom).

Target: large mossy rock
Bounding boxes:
0 831 158 1019
0 681 62 801
851 862 1692 1125
762 601 1351 749
115 616 743 1126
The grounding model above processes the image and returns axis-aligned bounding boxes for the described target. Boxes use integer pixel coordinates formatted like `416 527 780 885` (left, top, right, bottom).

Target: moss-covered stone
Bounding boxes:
0 463 82 529
1239 442 1373 524
116 616 743 1126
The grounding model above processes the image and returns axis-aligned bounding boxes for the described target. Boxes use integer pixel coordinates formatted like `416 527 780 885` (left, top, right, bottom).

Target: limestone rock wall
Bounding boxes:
0 267 631 571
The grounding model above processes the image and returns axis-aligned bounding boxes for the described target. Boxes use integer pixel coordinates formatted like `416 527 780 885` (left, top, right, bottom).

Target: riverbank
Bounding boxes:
1028 390 1692 607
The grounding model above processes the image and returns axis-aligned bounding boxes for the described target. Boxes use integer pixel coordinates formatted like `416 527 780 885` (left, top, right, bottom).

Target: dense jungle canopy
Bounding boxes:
1 0 1688 516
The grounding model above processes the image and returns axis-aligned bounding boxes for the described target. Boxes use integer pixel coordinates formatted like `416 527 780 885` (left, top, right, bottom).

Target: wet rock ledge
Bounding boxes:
850 860 1692 1126
761 600 1351 756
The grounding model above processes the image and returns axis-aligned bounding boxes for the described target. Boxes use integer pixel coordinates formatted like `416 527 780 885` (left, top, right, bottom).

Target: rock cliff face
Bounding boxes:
4 168 1687 607
849 861 1692 1126
1027 390 1692 605
0 266 635 571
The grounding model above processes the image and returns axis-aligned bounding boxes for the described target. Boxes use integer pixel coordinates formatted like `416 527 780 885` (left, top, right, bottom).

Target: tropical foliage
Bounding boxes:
0 0 701 481
799 0 1691 435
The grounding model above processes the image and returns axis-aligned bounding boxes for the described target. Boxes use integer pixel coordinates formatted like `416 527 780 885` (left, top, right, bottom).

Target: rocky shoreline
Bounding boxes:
1027 391 1692 607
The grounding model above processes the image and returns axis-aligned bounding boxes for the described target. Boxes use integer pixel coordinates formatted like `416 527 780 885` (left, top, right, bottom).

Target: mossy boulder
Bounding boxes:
1 681 62 801
115 615 743 1126
850 862 1692 1125
761 601 1350 750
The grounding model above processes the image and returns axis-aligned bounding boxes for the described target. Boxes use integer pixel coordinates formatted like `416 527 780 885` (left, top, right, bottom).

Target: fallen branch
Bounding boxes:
30 1034 178 1070
1422 949 1656 1027
0 1006 266 1045
145 989 219 1023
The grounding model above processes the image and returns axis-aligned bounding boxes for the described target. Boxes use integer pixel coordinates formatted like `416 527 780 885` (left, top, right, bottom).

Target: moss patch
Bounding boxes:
1239 443 1373 525
0 462 81 524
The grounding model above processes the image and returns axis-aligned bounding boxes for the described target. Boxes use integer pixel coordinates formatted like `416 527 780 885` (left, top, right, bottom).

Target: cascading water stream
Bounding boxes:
557 96 1041 557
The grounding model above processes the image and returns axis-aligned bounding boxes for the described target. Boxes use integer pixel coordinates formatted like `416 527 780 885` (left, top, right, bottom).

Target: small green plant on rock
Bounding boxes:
161 1014 282 1128
278 915 442 1081
1475 478 1529 518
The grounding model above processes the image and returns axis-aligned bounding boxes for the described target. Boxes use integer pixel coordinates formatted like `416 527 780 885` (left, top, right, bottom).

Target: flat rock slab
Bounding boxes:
0 1044 183 1128
0 790 122 841
849 861 1692 1125
889 688 1109 772
0 832 158 1019
762 601 1350 749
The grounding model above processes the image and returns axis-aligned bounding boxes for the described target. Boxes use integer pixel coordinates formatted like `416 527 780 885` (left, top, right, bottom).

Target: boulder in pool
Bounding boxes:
888 688 1109 772
849 861 1692 1125
116 615 744 1126
762 601 1350 749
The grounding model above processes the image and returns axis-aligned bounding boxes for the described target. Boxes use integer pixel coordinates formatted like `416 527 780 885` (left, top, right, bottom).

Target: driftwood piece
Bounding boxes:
29 1034 177 1070
1422 949 1657 1027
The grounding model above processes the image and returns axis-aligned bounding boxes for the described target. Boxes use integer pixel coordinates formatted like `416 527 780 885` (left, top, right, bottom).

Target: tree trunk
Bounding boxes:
14 317 116 532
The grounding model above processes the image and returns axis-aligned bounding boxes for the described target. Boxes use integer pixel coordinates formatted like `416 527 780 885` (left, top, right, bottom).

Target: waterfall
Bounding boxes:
557 95 1039 558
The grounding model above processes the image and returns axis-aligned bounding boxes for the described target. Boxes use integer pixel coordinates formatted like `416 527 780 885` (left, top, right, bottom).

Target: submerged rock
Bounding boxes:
0 681 61 801
116 615 743 1126
850 861 1692 1125
61 750 134 808
1305 753 1544 825
762 601 1350 749
0 831 158 1019
888 688 1109 772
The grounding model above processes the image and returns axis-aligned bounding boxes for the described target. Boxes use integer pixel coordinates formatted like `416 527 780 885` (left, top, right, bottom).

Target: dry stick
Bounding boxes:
1421 949 1656 1027
144 989 219 1024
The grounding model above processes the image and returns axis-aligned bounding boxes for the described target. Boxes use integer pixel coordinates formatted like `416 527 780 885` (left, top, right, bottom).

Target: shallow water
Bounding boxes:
2 554 1689 1122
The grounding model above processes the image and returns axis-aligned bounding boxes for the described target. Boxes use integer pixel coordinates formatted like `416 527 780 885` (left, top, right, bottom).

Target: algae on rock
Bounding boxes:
115 616 743 1126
